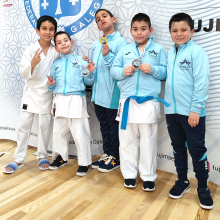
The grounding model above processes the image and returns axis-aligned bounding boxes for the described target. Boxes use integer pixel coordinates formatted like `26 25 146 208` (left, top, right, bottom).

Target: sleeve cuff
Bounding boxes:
190 106 202 114
120 69 127 79
151 66 159 77
103 52 111 60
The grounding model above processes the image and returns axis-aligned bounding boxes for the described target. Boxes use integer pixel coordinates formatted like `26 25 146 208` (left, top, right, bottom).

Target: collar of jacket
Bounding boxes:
61 52 75 59
173 39 194 51
100 31 119 42
133 37 153 53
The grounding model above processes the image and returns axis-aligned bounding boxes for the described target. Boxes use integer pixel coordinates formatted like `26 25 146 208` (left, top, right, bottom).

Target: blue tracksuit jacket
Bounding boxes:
91 31 127 109
164 39 210 117
47 53 94 95
110 38 167 99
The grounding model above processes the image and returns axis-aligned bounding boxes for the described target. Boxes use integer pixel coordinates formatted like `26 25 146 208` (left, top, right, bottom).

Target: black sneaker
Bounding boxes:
76 165 91 176
142 181 155 191
98 156 120 172
197 188 214 209
124 179 136 188
49 155 67 170
91 154 109 169
169 179 190 199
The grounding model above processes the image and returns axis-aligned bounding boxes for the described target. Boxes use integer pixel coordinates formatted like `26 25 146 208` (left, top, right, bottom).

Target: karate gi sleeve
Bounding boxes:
191 47 210 114
20 47 39 80
150 47 167 80
103 38 127 67
110 48 127 81
47 63 57 92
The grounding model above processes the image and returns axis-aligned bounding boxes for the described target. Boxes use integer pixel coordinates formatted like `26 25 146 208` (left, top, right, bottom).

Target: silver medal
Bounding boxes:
81 67 90 76
132 59 142 68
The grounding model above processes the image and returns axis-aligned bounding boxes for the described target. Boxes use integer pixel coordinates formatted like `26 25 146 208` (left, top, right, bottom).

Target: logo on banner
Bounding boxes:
24 0 103 35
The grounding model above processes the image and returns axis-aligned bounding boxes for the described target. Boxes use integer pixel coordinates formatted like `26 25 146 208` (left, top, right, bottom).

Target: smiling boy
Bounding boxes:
164 13 213 209
111 13 167 190
3 15 59 174
47 31 96 176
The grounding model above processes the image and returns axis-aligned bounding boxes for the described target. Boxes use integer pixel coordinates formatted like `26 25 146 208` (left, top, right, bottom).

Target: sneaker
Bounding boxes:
91 154 109 169
142 181 155 191
76 165 91 176
98 156 120 172
197 188 214 209
124 179 136 188
169 179 190 199
49 155 67 170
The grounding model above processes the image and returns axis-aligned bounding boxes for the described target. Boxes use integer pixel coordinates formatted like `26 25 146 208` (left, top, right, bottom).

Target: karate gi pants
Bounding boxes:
119 122 158 181
52 116 92 166
14 110 52 163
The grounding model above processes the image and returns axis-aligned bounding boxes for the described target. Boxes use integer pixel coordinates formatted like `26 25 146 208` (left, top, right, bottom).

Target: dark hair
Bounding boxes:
95 9 113 22
54 31 71 46
37 15 57 32
131 13 151 28
169 13 194 31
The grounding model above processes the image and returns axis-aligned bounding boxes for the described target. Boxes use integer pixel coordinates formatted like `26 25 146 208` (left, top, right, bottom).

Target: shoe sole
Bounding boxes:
169 186 190 199
124 183 137 189
98 165 120 173
91 165 99 169
76 166 91 176
199 203 214 210
142 186 155 192
49 163 67 170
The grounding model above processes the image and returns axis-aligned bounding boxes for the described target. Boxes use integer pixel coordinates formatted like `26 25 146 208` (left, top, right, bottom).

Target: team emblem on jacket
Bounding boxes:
24 0 103 35
148 50 159 59
179 59 191 70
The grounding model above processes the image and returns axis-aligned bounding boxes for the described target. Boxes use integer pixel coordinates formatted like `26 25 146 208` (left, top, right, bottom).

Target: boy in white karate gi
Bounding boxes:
4 15 59 173
47 31 96 176
111 13 168 190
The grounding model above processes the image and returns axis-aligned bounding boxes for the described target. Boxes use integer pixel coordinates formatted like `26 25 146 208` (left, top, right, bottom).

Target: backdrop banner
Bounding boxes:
0 0 220 185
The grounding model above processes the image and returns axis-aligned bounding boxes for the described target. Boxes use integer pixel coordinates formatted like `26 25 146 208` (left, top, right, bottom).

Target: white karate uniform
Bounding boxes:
116 99 160 182
14 41 59 163
52 94 92 166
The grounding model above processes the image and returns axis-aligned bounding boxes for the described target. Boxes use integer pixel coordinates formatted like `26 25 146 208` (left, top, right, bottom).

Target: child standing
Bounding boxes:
111 13 167 190
165 13 214 209
84 9 127 172
4 16 59 173
47 31 96 176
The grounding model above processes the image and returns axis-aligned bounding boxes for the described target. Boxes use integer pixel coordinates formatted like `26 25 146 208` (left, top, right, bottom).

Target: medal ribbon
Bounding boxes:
65 53 86 68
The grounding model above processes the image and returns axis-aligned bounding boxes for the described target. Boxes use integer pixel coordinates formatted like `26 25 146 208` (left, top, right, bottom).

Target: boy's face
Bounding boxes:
130 21 153 45
36 21 56 42
55 34 74 55
95 11 116 32
170 21 195 47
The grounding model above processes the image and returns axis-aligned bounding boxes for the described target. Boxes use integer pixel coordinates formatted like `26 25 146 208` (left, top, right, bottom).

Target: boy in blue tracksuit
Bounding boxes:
47 31 96 176
165 13 214 209
84 9 127 172
111 13 167 190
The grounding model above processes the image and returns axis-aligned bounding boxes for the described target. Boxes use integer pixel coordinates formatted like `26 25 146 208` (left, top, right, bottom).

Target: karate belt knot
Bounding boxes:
120 96 170 130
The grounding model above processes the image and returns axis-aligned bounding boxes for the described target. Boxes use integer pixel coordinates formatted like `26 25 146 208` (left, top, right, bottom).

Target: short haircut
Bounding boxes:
169 13 194 31
37 15 57 32
131 13 151 28
95 9 113 22
54 31 71 46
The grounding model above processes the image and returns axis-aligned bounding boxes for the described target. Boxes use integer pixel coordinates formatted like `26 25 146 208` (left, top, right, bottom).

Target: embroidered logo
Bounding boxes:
24 0 103 35
148 50 159 59
179 59 191 70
